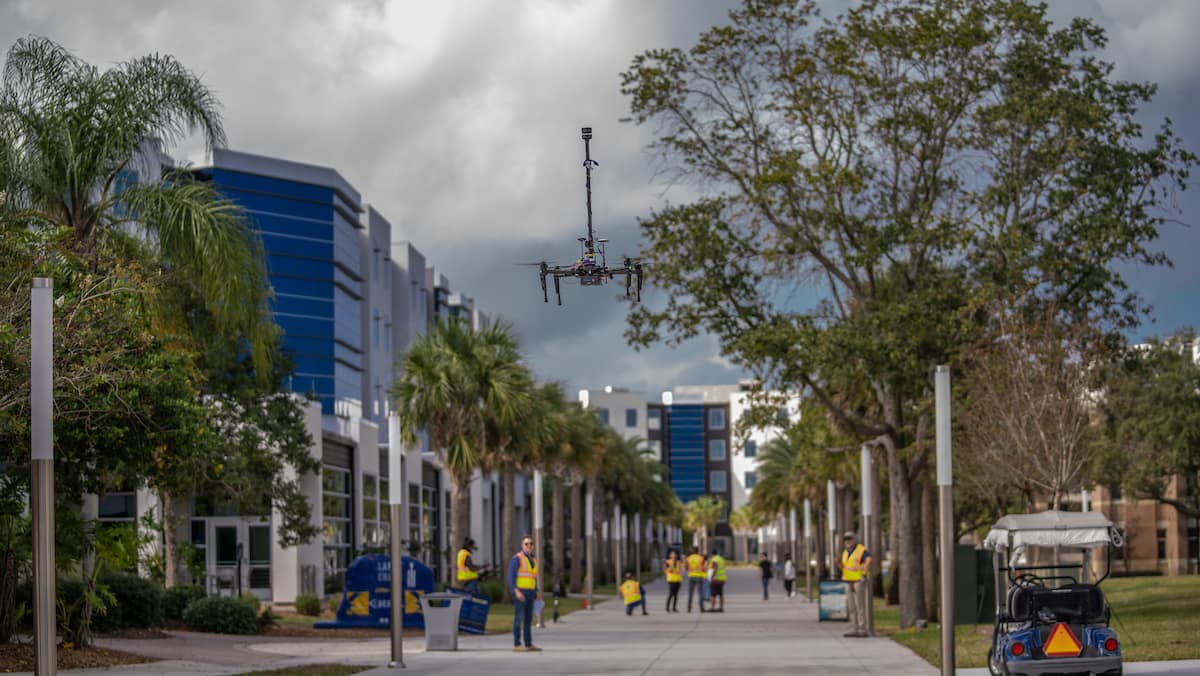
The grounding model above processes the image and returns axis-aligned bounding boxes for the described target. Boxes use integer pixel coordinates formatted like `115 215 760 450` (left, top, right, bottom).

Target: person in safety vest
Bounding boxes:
838 531 872 637
507 534 542 652
663 549 683 612
708 550 727 612
620 571 648 616
685 546 707 613
457 537 484 595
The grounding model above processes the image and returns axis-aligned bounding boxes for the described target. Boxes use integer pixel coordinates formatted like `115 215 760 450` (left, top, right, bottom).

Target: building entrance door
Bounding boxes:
207 518 272 600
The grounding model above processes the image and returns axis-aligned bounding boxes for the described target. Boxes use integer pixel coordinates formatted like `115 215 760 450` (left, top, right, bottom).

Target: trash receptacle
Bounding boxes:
421 592 464 651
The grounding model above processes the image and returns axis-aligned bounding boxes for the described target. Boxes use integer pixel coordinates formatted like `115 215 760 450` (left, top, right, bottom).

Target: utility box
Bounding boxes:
953 544 995 625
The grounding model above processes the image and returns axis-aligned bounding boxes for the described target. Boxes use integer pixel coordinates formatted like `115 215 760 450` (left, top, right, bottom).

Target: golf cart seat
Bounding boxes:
1036 583 1109 624
1005 581 1047 622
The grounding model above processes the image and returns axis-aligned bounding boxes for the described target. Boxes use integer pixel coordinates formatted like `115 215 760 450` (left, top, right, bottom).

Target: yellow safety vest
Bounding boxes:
711 555 727 582
665 559 682 583
621 579 642 605
841 543 867 582
686 554 706 578
457 549 478 582
515 552 538 589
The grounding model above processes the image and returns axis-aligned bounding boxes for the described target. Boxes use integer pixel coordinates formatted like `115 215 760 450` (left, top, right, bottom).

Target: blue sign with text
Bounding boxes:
314 554 434 630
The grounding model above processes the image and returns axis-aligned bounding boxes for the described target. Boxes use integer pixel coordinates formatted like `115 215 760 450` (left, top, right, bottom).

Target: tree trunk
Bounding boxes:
887 465 901 605
569 479 583 592
922 475 938 623
162 491 180 588
551 475 564 590
502 467 517 602
449 471 471 587
887 441 925 627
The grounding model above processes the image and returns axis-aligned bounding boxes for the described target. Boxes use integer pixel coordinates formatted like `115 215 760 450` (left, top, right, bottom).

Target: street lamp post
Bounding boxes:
827 480 836 578
803 498 813 602
32 278 55 676
936 365 954 676
387 413 405 669
585 486 594 610
861 444 874 637
533 469 544 628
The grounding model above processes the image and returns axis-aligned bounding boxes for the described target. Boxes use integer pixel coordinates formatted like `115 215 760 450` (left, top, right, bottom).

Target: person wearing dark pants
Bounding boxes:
758 552 773 600
620 572 648 616
685 547 707 612
664 550 682 612
508 535 542 652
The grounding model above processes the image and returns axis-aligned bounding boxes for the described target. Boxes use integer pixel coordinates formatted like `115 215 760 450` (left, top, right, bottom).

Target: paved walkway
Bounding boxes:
11 568 1199 675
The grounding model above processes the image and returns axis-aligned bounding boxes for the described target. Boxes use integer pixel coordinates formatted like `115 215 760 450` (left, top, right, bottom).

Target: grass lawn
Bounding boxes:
239 666 368 676
878 575 1200 668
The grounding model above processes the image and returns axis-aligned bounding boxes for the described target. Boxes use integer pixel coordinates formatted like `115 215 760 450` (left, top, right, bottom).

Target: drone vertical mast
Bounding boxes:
581 127 596 249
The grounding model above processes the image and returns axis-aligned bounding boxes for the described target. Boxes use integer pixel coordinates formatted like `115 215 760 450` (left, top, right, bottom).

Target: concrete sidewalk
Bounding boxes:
12 568 1198 675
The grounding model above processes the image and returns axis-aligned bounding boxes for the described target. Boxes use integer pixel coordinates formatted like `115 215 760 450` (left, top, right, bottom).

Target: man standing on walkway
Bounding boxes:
457 537 484 595
685 546 707 613
783 553 797 599
509 535 542 652
707 550 727 612
838 531 871 637
758 552 773 600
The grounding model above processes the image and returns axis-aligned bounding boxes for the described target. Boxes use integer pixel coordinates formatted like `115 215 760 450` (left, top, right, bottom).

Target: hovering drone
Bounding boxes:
530 127 644 305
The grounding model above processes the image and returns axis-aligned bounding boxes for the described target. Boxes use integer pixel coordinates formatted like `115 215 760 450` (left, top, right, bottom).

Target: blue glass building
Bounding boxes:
199 149 366 416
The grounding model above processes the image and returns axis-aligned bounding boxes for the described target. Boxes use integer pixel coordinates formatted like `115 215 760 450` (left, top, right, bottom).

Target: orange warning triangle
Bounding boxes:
1044 622 1083 657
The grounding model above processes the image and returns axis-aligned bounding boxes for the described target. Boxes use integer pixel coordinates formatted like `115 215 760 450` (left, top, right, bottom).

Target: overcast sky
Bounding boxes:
3 0 1199 398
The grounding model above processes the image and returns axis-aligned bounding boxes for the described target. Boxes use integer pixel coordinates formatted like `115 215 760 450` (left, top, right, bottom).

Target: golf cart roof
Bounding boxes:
983 510 1115 550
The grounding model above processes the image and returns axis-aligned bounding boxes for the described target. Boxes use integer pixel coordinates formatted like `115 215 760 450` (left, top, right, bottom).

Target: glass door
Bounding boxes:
248 524 272 600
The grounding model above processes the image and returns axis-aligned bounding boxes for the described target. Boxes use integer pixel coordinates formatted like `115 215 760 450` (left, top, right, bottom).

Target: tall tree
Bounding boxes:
683 495 726 555
620 0 1193 625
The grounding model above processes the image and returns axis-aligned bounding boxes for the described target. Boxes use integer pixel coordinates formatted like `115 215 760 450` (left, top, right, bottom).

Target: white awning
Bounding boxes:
982 510 1114 551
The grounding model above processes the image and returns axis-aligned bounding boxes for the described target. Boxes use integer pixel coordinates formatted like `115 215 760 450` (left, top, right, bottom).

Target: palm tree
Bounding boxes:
0 37 274 372
728 504 760 561
684 495 725 555
560 402 606 592
393 318 529 584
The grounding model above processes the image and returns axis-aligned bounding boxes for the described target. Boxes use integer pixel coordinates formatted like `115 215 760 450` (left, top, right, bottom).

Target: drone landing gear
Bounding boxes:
554 275 562 305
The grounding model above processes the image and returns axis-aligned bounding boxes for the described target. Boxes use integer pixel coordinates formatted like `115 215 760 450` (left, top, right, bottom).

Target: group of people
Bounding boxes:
457 527 874 653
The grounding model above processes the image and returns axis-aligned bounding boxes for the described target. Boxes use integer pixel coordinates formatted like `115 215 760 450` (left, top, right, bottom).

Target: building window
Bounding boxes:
1157 528 1167 561
408 483 422 557
709 439 726 461
710 470 727 493
707 407 726 430
322 466 353 593
98 492 137 523
647 439 662 460
597 408 610 425
626 408 638 428
775 407 790 426
648 408 661 431
745 471 757 489
362 474 382 548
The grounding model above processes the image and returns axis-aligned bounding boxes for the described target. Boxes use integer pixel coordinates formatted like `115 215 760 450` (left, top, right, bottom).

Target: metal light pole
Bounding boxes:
585 486 594 609
861 444 875 637
789 508 797 592
533 469 544 628
634 513 642 579
827 480 837 578
803 498 813 601
1081 488 1091 582
936 365 954 676
386 413 405 669
614 503 623 582
32 278 55 676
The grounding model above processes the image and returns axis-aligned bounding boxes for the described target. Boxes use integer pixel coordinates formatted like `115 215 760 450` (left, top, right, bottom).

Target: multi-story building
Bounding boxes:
583 382 797 561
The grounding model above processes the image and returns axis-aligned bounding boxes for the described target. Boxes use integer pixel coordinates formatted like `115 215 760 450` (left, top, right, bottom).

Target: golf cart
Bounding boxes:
982 510 1124 676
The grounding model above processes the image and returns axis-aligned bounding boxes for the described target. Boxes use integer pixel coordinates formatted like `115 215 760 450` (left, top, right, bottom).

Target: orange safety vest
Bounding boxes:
515 551 538 589
620 579 642 605
665 559 682 583
841 543 867 582
457 549 478 582
686 553 706 578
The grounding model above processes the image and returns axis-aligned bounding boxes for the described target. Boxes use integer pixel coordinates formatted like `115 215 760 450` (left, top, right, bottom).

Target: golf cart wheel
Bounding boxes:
986 646 1010 676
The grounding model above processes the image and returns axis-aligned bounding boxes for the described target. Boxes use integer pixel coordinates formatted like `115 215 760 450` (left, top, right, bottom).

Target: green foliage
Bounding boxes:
162 585 206 621
57 578 116 648
238 591 262 612
181 595 261 635
1097 334 1200 519
92 573 163 632
478 579 505 603
257 606 279 630
294 593 322 616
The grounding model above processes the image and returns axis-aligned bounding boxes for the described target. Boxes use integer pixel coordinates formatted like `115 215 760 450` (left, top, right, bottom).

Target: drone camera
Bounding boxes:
581 126 592 140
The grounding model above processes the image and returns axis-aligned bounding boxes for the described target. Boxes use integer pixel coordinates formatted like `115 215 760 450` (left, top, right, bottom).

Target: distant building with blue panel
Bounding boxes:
665 404 706 502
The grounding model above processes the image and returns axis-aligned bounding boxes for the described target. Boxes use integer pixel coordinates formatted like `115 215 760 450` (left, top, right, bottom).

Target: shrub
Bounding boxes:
93 572 163 632
257 607 279 630
478 579 504 603
237 591 261 612
162 585 206 621
181 596 260 635
294 593 321 617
